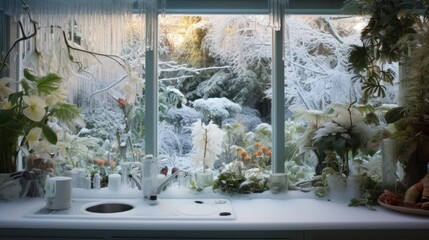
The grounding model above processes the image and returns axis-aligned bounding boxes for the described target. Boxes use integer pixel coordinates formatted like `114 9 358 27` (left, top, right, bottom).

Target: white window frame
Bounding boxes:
144 0 345 173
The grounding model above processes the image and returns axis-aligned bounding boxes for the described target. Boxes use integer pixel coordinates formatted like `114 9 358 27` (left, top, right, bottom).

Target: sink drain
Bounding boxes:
219 212 232 216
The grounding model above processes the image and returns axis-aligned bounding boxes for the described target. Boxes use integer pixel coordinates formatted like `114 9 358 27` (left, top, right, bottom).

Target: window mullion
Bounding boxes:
144 5 159 157
271 11 285 173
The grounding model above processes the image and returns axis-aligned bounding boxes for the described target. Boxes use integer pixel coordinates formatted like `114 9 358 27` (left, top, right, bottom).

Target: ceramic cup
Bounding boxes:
45 176 72 210
269 173 288 193
108 173 122 191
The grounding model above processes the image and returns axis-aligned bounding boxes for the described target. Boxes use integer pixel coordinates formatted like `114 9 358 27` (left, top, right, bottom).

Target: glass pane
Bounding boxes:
158 15 273 190
7 2 146 185
282 16 399 188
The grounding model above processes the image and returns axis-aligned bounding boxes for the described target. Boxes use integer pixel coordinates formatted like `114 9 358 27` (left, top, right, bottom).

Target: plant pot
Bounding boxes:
0 142 19 174
404 122 429 188
269 173 288 193
347 175 364 200
381 138 398 191
195 170 213 188
327 173 347 203
0 173 22 201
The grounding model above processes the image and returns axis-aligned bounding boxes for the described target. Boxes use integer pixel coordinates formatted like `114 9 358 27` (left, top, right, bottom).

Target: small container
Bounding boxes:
45 176 72 210
142 154 158 199
108 174 121 191
93 173 101 189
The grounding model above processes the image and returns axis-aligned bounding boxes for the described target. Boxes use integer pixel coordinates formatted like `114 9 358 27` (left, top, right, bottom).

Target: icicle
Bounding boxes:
269 0 288 31
7 0 142 108
144 0 158 51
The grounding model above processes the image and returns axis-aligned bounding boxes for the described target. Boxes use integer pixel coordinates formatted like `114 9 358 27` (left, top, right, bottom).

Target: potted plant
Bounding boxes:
346 0 429 187
0 70 80 200
191 120 224 188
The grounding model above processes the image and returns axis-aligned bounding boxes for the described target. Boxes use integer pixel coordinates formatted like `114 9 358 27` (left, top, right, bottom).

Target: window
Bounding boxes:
2 0 394 195
157 14 273 174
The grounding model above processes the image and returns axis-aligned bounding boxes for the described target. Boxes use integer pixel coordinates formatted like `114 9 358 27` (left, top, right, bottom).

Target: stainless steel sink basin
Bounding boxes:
85 203 134 214
26 198 235 220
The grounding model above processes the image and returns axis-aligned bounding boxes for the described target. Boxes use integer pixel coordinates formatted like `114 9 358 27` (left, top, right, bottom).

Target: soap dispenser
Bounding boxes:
142 154 158 199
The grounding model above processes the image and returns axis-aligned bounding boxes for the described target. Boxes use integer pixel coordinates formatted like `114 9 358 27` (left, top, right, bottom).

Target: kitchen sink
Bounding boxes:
85 203 134 214
26 198 235 220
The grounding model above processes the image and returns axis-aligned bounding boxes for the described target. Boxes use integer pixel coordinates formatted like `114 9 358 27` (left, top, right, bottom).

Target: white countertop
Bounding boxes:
0 188 428 231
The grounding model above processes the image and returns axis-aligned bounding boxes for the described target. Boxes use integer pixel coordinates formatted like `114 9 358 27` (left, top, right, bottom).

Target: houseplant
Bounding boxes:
295 102 385 203
0 69 80 173
213 144 270 194
346 0 429 188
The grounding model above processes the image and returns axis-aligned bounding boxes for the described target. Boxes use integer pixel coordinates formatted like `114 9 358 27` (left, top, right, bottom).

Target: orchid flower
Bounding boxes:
0 77 14 98
27 127 42 150
23 95 47 122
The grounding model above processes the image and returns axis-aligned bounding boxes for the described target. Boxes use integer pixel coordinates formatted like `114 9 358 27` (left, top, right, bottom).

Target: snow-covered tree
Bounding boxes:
193 97 242 127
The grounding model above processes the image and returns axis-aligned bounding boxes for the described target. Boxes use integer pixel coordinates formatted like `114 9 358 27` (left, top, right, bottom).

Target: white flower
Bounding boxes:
191 120 225 169
123 82 136 104
0 77 14 98
55 141 67 159
313 122 347 140
27 127 42 150
32 139 52 154
23 95 46 122
0 99 13 110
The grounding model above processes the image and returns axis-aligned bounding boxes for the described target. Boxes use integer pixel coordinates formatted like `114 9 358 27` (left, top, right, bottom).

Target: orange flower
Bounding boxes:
266 151 272 157
240 151 248 158
94 159 107 166
261 145 269 152
254 142 261 148
256 150 263 156
244 156 251 161
110 160 117 169
117 98 128 107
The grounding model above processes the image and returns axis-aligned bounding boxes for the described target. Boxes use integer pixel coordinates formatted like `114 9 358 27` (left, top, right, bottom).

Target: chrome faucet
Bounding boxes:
154 170 187 195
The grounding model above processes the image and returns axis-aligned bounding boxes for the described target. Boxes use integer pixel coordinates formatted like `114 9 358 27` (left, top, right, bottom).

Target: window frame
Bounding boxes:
145 0 346 172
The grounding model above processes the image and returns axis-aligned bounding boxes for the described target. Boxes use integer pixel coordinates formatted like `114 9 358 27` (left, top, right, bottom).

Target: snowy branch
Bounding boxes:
322 17 344 44
285 57 327 75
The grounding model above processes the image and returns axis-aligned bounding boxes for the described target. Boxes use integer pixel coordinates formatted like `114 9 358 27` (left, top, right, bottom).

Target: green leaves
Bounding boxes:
36 73 62 94
23 68 37 81
7 91 23 106
50 103 81 126
0 112 24 133
348 0 422 102
22 68 63 94
213 171 268 194
348 45 371 73
384 106 406 123
41 124 58 145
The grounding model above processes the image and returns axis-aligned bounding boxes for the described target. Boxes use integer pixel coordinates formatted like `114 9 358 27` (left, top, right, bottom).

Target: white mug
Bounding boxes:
45 176 72 210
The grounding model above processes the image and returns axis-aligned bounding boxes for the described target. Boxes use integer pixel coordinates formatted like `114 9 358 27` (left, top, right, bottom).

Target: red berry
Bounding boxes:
160 166 168 176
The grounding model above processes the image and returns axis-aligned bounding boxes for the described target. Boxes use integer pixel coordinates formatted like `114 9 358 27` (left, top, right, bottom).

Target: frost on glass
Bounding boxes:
11 0 147 170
